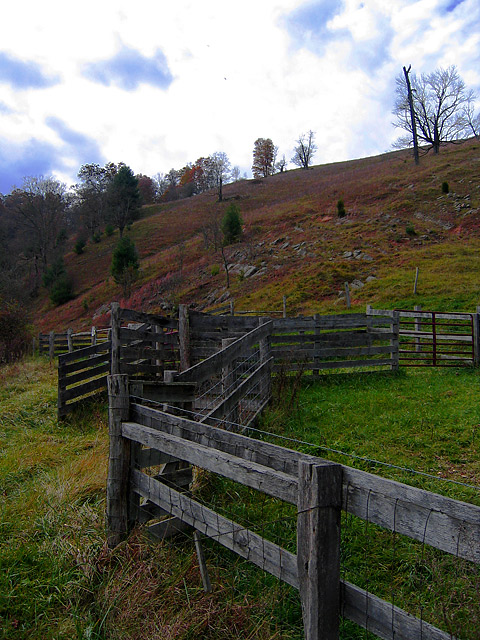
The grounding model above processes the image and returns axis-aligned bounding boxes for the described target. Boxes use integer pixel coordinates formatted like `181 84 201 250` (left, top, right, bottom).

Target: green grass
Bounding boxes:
1 357 479 638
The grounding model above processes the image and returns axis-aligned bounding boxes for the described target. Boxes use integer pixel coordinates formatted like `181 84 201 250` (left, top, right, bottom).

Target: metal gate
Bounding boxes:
396 309 475 367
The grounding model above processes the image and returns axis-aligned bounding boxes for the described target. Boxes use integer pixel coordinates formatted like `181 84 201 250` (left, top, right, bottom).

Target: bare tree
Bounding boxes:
392 65 477 154
275 154 287 173
463 101 480 138
402 65 419 165
10 177 67 271
211 152 231 201
291 130 317 169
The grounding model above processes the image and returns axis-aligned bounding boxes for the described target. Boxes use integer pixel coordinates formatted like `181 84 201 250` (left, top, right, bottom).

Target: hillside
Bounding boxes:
34 139 480 332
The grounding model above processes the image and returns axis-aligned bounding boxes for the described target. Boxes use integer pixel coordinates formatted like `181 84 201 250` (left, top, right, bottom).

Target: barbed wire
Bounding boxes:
130 395 480 493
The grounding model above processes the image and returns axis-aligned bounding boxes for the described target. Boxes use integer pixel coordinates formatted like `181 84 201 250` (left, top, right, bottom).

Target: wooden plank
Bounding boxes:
58 341 111 364
273 346 394 360
120 362 164 376
175 322 272 383
342 581 454 640
63 362 110 386
343 466 480 563
131 469 299 588
58 392 106 417
61 375 109 402
189 315 256 332
129 381 196 404
121 346 177 360
200 358 273 424
148 517 192 539
313 345 394 359
274 359 393 371
119 307 178 328
130 403 327 476
370 307 473 322
272 334 317 344
400 330 472 342
59 351 110 375
119 327 168 343
122 421 297 504
137 448 179 468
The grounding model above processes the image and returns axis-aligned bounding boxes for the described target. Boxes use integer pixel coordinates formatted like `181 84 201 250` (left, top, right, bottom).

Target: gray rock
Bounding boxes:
350 279 364 290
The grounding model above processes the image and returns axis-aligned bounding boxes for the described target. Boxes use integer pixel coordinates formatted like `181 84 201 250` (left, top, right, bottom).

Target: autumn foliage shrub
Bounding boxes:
0 300 31 363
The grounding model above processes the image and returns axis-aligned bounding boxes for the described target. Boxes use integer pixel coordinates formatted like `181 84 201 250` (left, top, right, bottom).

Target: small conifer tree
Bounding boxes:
111 237 139 297
221 204 243 245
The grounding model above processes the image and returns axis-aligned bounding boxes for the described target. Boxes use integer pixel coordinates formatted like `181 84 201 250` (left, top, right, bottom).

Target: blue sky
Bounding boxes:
0 0 479 194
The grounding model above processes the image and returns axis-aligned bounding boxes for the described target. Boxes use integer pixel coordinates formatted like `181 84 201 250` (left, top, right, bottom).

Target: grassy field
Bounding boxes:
1 358 479 639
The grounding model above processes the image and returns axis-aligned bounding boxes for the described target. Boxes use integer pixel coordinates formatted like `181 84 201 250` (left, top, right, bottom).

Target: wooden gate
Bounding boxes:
396 309 475 367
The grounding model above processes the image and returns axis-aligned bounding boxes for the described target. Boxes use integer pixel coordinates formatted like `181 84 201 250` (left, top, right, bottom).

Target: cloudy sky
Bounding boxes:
0 0 479 194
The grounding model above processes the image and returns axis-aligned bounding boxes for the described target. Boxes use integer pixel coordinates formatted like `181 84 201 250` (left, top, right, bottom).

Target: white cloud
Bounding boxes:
0 0 479 193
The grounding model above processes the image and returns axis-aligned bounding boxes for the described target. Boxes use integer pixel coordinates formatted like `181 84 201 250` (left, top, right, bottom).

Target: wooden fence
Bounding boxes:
55 303 480 418
189 310 399 373
39 327 110 358
57 305 180 417
57 340 112 417
106 325 480 639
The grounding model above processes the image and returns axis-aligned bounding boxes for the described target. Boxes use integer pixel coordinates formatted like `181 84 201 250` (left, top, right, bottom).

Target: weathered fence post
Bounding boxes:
297 461 342 640
49 330 55 361
391 310 400 371
313 314 320 376
413 266 419 295
179 304 191 371
106 374 131 548
163 370 177 412
414 305 422 352
153 322 163 376
67 328 73 353
111 302 121 375
474 307 480 367
230 300 235 316
283 295 287 318
91 326 97 346
258 317 272 404
221 337 238 424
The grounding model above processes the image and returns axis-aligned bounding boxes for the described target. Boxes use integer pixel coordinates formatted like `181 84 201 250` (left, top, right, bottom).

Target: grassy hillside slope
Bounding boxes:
34 139 480 332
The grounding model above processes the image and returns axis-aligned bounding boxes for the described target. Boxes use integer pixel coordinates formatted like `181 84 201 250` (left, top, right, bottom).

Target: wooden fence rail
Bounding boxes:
107 385 479 639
